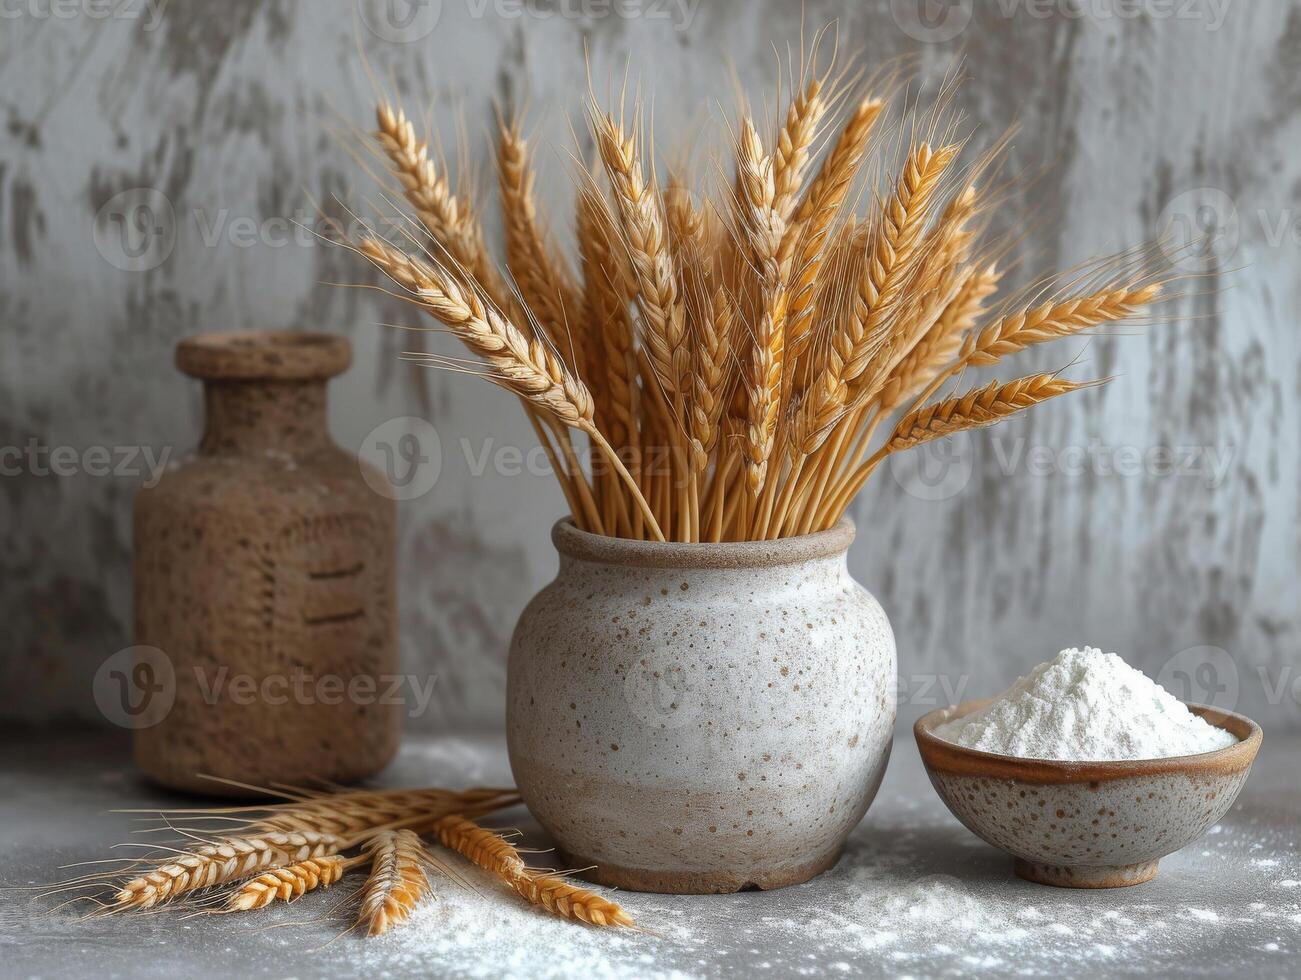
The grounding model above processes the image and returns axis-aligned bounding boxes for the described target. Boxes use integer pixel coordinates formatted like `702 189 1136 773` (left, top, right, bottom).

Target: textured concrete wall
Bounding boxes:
1 0 1297 732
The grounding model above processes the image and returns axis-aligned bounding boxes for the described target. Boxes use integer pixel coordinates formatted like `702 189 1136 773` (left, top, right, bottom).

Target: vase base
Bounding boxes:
1013 858 1159 888
558 845 843 894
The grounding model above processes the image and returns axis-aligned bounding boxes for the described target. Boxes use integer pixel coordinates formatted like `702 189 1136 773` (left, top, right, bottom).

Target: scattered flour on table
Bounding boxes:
357 870 696 980
934 647 1239 761
347 828 1301 978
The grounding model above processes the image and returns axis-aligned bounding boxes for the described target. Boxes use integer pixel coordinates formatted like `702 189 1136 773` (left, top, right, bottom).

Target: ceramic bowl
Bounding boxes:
914 700 1262 888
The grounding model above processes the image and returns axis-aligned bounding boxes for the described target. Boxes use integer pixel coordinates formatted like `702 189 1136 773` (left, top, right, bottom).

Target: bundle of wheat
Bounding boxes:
352 47 1164 543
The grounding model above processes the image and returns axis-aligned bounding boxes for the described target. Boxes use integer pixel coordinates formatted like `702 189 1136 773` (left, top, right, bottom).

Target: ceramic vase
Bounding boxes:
506 518 895 893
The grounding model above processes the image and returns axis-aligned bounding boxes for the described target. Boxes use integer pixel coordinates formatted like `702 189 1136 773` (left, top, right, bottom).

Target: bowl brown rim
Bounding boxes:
914 698 1262 783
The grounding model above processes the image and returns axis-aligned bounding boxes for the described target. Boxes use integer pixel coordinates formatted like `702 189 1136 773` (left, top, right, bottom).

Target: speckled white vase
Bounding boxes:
506 518 895 894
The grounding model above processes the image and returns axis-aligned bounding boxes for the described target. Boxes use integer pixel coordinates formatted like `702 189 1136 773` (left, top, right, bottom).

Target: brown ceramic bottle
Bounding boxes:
133 331 399 794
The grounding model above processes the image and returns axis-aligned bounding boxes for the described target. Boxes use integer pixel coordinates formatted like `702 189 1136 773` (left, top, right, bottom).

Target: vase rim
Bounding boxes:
550 518 855 569
177 330 352 381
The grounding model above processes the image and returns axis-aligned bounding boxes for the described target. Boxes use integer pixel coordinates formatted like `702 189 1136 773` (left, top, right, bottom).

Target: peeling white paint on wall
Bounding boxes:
0 0 1296 731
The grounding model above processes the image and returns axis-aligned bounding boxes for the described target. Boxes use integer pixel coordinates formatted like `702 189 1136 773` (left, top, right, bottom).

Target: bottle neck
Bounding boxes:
200 378 331 455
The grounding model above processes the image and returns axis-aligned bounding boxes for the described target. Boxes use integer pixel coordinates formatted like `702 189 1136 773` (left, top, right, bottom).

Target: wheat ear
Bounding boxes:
374 102 505 306
433 814 528 878
226 856 348 911
365 236 655 534
691 283 735 465
879 374 1097 458
843 142 960 403
434 815 633 927
577 188 637 446
816 373 1101 527
509 872 635 928
792 143 957 453
667 179 733 470
113 831 341 910
498 119 579 347
736 118 789 496
781 96 884 361
359 236 595 428
959 283 1162 365
772 74 827 221
357 830 437 937
592 109 690 404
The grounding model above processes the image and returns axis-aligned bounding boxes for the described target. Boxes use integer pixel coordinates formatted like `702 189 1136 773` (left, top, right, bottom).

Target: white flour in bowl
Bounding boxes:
934 646 1239 761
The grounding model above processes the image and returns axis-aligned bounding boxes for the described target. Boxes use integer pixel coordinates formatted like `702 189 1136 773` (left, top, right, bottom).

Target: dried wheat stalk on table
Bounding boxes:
351 46 1166 542
356 829 439 936
434 815 634 927
111 831 342 910
226 855 349 911
73 784 633 935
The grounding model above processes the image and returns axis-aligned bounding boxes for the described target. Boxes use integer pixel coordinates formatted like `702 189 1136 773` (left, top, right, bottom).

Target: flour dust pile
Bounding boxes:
934 646 1240 761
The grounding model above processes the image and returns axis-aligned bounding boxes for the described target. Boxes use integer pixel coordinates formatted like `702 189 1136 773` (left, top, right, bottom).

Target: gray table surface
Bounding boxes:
1 728 1297 979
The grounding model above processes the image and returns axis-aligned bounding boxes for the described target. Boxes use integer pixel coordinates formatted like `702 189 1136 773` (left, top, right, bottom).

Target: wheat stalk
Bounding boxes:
592 109 690 404
842 142 960 405
735 118 789 496
792 142 958 455
498 119 579 348
880 373 1097 457
374 102 505 306
360 235 596 428
578 188 638 450
959 283 1162 365
355 830 437 936
432 815 633 927
432 814 528 878
875 261 1001 413
772 74 827 221
113 831 341 910
253 786 521 836
226 856 348 911
781 96 884 367
509 872 634 927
